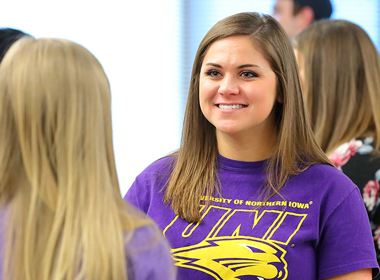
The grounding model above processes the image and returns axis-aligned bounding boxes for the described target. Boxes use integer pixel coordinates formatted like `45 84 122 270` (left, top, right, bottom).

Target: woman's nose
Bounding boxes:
218 75 240 95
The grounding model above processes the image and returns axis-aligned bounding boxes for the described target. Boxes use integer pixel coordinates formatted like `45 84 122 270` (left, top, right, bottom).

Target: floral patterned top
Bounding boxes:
330 137 380 278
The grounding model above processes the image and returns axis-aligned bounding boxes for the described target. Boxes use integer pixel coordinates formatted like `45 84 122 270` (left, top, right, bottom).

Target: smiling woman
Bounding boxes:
124 12 379 280
199 35 279 161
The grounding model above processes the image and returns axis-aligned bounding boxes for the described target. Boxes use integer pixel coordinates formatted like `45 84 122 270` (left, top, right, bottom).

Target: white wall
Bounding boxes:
0 0 182 196
331 0 380 49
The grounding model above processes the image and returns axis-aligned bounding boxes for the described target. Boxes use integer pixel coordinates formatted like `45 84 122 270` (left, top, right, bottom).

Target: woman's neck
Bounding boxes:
216 129 277 162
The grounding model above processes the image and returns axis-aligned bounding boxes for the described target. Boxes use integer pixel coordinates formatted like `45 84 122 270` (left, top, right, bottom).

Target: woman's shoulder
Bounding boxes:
303 163 354 184
131 155 176 190
125 221 165 251
124 157 176 210
124 221 176 279
291 163 358 198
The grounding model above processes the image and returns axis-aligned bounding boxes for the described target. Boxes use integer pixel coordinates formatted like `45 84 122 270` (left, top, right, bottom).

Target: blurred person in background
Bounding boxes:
272 0 333 38
294 19 380 278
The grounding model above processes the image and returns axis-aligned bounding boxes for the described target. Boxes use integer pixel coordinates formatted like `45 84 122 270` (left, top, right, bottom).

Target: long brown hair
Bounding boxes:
294 20 380 155
164 12 330 223
0 38 152 280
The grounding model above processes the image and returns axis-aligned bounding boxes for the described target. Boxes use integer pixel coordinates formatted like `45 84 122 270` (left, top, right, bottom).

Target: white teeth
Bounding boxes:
218 104 244 109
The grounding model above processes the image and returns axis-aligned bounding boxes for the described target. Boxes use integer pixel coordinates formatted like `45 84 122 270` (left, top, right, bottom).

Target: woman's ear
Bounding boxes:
296 6 314 33
277 95 284 104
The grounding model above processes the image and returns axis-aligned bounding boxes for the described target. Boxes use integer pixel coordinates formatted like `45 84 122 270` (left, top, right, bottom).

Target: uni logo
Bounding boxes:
172 237 287 280
164 205 307 279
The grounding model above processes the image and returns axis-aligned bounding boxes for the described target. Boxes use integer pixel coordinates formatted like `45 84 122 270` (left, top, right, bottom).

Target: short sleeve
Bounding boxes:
317 187 379 279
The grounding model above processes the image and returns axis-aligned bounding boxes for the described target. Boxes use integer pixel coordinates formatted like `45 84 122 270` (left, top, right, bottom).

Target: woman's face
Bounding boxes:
199 35 279 140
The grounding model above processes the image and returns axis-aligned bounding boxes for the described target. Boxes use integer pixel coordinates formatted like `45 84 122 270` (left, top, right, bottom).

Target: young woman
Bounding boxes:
0 38 175 280
125 12 378 279
294 19 380 279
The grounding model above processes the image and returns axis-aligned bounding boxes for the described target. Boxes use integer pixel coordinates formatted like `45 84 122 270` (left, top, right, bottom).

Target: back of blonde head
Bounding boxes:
294 20 380 154
0 38 148 280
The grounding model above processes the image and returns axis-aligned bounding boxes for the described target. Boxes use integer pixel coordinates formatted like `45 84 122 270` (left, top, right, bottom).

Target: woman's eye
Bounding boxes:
241 71 258 78
205 70 220 77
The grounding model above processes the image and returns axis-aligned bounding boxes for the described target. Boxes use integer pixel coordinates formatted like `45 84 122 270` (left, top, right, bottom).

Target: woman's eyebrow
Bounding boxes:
204 63 261 69
237 64 261 69
205 62 222 68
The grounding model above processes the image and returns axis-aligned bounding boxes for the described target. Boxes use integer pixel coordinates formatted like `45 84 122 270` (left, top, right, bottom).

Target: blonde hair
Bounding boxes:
164 12 331 223
0 38 151 280
294 20 380 155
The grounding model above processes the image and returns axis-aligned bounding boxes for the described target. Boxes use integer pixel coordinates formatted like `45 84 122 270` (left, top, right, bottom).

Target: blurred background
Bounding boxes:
1 0 379 195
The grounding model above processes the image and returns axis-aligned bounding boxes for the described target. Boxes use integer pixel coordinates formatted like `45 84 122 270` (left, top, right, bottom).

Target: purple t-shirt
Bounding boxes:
0 204 176 280
125 155 379 280
124 220 176 280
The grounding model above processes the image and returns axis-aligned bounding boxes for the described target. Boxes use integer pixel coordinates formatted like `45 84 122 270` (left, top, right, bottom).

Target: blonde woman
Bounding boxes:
294 19 380 279
124 12 378 279
0 38 175 280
